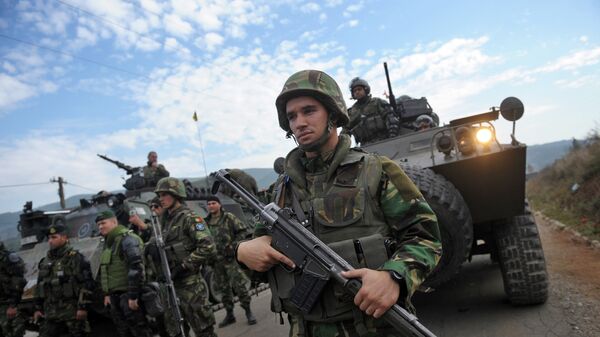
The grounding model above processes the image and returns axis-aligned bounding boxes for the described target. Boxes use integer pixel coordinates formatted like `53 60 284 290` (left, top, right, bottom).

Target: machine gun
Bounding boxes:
149 213 187 337
211 169 437 337
97 154 138 175
384 61 399 117
97 154 146 190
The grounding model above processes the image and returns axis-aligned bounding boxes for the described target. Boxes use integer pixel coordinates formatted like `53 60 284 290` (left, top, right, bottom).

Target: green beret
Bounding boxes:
47 223 67 236
95 210 116 223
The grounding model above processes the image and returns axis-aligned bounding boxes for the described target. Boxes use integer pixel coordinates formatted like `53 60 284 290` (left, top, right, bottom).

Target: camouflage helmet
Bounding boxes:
349 77 371 95
275 70 349 132
154 177 187 199
415 114 436 129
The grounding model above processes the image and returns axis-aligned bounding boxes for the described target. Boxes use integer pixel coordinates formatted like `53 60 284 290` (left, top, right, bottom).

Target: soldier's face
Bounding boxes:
159 192 175 209
352 86 366 100
286 96 328 146
97 218 118 236
207 201 221 215
148 152 157 163
48 234 68 249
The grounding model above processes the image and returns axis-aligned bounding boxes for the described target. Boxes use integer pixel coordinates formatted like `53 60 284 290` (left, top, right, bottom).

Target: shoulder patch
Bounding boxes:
195 222 206 231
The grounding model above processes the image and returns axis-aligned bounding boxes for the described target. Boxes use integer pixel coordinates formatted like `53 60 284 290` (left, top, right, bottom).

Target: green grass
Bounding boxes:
527 130 600 241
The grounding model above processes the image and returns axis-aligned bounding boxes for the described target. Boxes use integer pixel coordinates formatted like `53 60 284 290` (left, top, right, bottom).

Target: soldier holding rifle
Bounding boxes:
235 70 442 337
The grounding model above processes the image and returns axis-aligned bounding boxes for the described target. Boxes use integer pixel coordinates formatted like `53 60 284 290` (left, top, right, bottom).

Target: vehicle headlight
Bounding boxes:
455 127 475 156
436 134 454 155
475 128 493 144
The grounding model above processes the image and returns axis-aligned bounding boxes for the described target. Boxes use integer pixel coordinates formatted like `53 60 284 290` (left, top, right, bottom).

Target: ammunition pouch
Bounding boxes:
164 242 188 267
141 282 164 318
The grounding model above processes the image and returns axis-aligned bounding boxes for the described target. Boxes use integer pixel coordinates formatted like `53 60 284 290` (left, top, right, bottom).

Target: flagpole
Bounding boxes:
192 111 211 192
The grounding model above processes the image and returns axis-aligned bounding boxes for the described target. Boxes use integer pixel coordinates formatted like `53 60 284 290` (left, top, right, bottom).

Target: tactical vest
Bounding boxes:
270 149 391 322
37 246 82 304
350 98 388 144
100 226 132 293
162 209 196 271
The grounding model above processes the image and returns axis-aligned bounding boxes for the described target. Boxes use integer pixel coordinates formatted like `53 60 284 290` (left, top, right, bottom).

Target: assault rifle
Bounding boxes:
149 213 187 337
211 169 437 337
97 154 138 175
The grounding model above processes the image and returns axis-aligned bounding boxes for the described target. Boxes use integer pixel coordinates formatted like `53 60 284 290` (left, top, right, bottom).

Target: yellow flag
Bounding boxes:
192 111 198 122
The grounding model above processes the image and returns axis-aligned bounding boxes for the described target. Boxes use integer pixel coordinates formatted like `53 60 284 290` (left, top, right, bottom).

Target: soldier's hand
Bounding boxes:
75 309 88 321
128 299 139 311
103 295 111 307
236 236 295 272
33 310 44 322
6 306 17 319
341 269 400 319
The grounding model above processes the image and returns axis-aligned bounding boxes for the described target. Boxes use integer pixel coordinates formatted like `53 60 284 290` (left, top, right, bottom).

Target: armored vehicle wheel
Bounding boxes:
492 204 548 305
402 166 473 287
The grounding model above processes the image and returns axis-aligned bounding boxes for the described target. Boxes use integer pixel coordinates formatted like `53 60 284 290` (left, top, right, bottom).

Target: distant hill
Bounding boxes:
526 139 574 172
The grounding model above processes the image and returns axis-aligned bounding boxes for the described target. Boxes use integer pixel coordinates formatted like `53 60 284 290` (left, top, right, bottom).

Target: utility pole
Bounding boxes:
50 177 66 209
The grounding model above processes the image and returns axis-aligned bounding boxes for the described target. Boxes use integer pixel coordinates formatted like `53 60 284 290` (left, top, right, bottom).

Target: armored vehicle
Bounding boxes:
361 93 548 305
16 157 258 317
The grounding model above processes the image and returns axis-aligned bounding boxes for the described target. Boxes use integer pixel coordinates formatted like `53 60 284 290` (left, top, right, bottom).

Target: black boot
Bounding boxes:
244 307 257 325
218 309 236 328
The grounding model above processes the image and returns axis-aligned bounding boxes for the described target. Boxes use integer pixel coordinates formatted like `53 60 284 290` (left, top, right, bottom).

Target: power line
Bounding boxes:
0 182 51 189
65 181 97 192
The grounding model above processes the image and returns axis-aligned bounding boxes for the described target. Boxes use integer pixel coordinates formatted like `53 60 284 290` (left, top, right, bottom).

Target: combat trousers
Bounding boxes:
214 261 252 311
0 304 25 337
38 318 90 337
167 274 215 337
288 314 403 337
108 293 153 337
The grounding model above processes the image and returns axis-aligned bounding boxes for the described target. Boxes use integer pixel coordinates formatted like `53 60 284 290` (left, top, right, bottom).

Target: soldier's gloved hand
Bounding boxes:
6 306 17 319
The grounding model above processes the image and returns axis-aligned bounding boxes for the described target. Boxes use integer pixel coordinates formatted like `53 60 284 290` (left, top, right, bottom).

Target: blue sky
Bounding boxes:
0 0 599 213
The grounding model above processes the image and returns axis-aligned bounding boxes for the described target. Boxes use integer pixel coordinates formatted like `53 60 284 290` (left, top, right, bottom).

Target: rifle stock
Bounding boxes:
149 214 187 337
212 169 437 337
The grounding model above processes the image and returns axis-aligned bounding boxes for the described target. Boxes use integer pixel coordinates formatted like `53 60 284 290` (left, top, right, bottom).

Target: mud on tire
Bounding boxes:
492 204 548 305
402 166 473 287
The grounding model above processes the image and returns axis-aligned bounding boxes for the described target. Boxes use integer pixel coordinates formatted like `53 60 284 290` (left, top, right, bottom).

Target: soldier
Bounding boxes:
204 195 256 327
97 210 153 337
236 70 442 337
343 77 400 145
143 151 170 187
0 241 25 337
155 177 218 337
33 224 94 337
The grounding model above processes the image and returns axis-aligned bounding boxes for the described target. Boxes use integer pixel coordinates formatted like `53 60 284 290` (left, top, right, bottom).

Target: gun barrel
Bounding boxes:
383 62 398 114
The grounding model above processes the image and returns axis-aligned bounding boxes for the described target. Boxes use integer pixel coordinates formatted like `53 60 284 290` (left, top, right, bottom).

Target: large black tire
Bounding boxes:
492 204 549 305
402 166 473 287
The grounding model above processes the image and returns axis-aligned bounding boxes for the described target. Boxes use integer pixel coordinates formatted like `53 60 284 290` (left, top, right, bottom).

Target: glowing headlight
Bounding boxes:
475 128 493 144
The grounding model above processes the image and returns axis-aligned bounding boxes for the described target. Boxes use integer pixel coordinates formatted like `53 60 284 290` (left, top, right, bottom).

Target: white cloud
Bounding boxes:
0 74 36 111
163 14 194 38
301 3 321 13
319 13 327 22
348 19 359 27
579 35 588 43
555 75 596 89
536 47 600 73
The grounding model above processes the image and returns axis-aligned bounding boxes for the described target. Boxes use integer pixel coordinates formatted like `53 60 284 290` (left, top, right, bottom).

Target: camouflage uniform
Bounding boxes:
99 218 153 337
345 96 399 145
35 241 94 337
260 70 442 337
205 210 254 321
159 202 217 337
0 242 25 337
143 164 169 187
